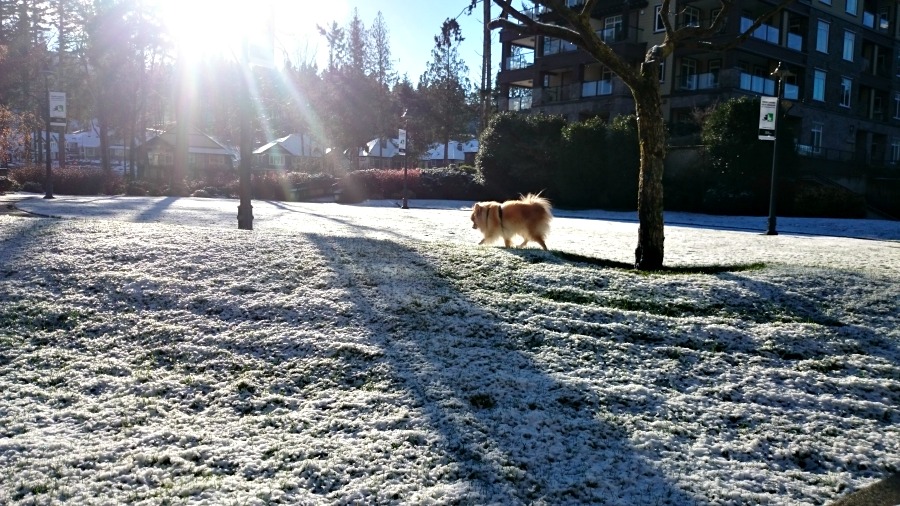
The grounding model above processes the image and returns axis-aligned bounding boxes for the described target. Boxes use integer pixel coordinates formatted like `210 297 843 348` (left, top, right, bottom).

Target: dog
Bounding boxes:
470 193 552 250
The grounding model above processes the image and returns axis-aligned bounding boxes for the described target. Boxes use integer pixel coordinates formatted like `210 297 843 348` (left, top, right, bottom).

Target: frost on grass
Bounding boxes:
0 213 898 505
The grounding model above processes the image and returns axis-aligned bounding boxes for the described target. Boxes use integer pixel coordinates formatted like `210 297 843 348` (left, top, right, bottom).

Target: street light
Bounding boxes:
766 61 793 235
42 69 54 199
399 110 410 210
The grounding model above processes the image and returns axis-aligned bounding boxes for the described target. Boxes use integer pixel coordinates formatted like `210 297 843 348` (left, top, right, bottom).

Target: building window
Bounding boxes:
845 0 857 15
891 140 900 165
819 0 831 5
269 154 284 166
894 92 900 119
683 6 700 27
813 69 826 101
840 77 852 107
816 20 829 53
603 14 623 41
655 5 666 32
659 59 666 83
680 58 697 90
811 123 823 155
842 30 855 61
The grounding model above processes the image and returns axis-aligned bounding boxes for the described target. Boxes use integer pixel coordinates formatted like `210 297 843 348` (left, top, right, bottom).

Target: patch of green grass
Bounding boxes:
552 251 766 275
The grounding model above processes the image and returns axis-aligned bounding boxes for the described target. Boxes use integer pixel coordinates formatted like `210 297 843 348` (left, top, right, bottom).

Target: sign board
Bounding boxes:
49 91 67 128
398 129 407 155
758 96 777 141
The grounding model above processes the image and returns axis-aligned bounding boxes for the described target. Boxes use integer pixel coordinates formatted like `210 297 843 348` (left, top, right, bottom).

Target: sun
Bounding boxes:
159 0 274 62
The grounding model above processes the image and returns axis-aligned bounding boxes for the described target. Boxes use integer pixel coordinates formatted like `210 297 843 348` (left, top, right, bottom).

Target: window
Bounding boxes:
683 6 700 27
680 58 697 90
603 14 623 41
269 154 284 166
707 60 721 88
816 20 829 53
655 5 666 32
813 69 826 101
894 92 900 119
819 0 831 5
845 0 857 15
843 31 855 61
659 59 666 83
811 123 823 155
891 139 900 165
840 77 852 107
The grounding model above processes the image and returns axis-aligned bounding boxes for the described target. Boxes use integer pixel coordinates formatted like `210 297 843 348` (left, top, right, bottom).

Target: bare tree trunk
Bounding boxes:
632 77 666 270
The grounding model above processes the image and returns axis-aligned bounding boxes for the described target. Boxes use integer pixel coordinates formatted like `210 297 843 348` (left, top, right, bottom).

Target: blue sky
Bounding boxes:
272 0 499 86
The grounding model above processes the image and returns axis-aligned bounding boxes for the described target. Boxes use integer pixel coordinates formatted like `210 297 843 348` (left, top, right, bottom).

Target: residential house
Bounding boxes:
139 127 236 180
253 133 324 173
421 139 479 168
495 0 900 169
358 137 404 170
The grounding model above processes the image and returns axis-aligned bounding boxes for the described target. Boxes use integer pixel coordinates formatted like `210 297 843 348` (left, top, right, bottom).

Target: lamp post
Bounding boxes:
399 110 409 210
766 62 793 235
43 70 54 199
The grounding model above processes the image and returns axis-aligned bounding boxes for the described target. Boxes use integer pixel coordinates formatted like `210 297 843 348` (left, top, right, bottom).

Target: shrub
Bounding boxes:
476 112 566 198
701 96 797 214
8 164 124 195
792 184 866 218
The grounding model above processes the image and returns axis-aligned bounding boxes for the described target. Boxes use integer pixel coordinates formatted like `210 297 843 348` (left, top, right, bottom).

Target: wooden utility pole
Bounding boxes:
481 0 491 132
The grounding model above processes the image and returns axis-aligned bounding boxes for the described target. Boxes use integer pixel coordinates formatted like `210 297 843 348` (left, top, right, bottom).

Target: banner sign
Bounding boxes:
398 129 407 155
758 97 777 141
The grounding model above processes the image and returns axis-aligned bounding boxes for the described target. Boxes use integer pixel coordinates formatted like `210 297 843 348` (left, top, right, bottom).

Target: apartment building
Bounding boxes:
496 0 900 168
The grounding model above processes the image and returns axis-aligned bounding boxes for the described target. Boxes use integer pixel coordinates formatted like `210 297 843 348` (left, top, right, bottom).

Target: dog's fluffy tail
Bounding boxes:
519 192 552 216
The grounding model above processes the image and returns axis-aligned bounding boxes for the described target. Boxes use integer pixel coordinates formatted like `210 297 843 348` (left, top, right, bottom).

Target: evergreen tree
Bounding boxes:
419 18 475 166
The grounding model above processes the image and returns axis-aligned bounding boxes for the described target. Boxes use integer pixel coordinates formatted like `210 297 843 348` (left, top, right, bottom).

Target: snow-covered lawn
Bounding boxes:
1 194 898 505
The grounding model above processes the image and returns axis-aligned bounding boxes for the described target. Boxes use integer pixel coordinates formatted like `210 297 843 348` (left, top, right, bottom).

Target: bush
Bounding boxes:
476 112 566 198
791 184 866 218
701 96 797 214
8 164 125 195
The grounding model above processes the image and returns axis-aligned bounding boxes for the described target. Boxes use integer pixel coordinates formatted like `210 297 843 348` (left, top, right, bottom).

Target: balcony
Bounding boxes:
740 17 779 44
543 37 578 55
505 52 534 70
677 72 720 91
738 72 799 99
509 95 533 111
582 79 613 97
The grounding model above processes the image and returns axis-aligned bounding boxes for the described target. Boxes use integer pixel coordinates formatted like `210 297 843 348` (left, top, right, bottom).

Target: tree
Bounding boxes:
419 18 475 166
488 0 795 270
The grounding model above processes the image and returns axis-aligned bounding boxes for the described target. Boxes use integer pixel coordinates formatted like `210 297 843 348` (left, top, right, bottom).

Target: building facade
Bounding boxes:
496 0 900 168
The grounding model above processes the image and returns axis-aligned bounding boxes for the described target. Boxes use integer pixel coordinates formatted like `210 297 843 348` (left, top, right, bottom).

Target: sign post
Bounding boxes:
399 128 409 209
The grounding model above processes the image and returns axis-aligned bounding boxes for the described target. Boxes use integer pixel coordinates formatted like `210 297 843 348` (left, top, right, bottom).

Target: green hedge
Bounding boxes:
8 164 124 195
476 112 639 209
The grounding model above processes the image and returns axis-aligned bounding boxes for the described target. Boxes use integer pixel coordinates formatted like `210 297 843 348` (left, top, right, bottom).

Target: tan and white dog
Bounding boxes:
470 193 552 250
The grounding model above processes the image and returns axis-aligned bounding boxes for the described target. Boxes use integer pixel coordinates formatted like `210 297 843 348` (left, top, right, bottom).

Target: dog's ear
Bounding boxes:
472 203 481 212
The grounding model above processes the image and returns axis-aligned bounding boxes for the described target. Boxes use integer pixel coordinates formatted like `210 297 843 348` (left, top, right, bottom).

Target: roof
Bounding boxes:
423 139 478 161
145 127 235 156
254 133 323 157
359 137 402 158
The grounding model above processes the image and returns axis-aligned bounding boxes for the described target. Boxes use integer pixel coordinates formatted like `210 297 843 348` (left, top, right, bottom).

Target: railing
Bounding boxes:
738 72 799 100
582 80 612 97
596 26 624 43
542 85 577 103
544 37 578 55
786 32 803 51
741 16 779 44
505 52 534 70
677 72 720 91
509 95 532 111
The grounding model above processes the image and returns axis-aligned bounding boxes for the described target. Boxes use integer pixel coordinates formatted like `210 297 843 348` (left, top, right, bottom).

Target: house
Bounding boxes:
495 0 900 168
358 137 404 170
421 139 479 168
253 133 324 173
139 127 236 180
